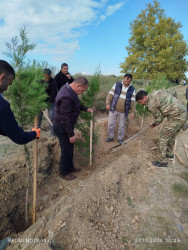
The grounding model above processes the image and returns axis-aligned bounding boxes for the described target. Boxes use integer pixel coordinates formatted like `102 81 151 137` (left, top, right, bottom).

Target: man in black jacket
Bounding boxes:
55 63 74 92
53 76 93 180
38 68 57 136
0 60 39 144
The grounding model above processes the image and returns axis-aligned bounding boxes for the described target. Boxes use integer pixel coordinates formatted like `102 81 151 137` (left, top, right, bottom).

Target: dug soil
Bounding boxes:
0 86 188 250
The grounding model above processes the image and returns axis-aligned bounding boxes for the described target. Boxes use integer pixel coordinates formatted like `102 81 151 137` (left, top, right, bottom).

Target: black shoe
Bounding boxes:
72 168 81 173
182 122 188 131
166 154 174 159
106 138 114 142
118 140 123 145
152 161 167 167
59 172 76 180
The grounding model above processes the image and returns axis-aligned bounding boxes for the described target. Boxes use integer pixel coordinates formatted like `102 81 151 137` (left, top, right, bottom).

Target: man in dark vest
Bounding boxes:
105 74 136 144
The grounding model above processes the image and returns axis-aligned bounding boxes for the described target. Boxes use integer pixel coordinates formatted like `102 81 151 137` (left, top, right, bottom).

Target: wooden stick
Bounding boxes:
174 152 184 164
141 117 143 128
32 116 38 224
172 140 177 165
125 119 129 138
184 144 188 160
43 111 53 126
89 118 93 167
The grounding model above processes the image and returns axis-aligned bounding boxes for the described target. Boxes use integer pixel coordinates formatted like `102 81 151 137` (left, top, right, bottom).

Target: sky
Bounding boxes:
0 0 188 76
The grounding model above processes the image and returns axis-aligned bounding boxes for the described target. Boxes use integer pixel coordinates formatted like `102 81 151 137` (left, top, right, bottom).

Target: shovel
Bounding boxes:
43 111 53 126
112 126 150 149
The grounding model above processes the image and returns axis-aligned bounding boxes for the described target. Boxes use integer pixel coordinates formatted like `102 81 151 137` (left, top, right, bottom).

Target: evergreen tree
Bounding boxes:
120 0 188 83
5 27 36 70
4 27 48 226
75 68 100 163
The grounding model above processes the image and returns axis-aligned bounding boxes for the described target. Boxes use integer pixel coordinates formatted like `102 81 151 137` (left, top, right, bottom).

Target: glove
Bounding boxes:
32 128 40 139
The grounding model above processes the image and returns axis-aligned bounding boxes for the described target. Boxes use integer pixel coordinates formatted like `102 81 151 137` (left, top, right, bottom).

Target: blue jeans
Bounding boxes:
38 103 55 136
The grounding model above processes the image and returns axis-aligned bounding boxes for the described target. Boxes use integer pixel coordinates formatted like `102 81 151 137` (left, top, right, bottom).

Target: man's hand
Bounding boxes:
32 128 40 139
106 104 110 110
149 123 155 128
69 135 76 143
129 112 134 119
87 107 95 113
66 73 72 80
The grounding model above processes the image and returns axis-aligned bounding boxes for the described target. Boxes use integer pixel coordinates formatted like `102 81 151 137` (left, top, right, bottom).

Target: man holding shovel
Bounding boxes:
136 90 187 167
0 60 40 144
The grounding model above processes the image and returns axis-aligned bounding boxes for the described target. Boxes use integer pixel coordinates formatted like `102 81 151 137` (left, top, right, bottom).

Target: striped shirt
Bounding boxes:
106 81 136 113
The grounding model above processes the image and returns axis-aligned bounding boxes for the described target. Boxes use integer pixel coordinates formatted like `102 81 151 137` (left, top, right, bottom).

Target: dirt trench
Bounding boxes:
0 138 55 240
1 113 188 250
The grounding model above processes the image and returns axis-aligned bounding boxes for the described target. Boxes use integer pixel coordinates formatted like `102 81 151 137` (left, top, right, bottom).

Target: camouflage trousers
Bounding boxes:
157 112 186 164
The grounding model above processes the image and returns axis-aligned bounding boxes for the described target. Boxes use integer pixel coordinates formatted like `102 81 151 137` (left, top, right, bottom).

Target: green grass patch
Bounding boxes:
180 172 188 183
122 236 129 250
126 196 135 208
172 183 188 197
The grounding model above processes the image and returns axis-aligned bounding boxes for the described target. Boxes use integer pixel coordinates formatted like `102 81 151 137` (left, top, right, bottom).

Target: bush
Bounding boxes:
146 73 171 93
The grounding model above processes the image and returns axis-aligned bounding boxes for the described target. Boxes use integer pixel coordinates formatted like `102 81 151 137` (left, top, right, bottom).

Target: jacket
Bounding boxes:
54 83 87 137
44 77 57 103
55 71 74 92
0 95 36 144
146 90 186 126
110 82 135 117
106 81 136 113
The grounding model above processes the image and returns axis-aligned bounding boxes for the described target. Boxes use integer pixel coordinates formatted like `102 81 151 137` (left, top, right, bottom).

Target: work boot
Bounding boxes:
117 139 123 145
106 138 114 142
72 168 81 173
152 161 167 167
182 121 188 131
59 172 76 181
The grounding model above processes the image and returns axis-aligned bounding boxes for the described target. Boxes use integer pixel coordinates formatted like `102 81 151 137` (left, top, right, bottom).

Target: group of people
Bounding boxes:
0 60 93 181
105 73 187 168
37 63 94 180
37 63 75 137
0 60 187 182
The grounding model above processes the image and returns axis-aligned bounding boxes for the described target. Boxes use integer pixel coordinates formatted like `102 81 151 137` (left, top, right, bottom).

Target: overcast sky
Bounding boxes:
0 0 187 76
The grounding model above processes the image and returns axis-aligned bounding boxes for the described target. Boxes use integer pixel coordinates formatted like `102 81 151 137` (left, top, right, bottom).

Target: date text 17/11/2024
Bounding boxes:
135 237 181 243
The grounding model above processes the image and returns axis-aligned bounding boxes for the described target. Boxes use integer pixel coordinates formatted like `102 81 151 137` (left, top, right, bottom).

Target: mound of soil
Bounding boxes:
1 112 187 250
1 86 188 249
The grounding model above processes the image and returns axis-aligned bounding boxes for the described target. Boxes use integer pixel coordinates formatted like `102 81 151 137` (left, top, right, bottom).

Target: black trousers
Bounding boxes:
53 122 74 175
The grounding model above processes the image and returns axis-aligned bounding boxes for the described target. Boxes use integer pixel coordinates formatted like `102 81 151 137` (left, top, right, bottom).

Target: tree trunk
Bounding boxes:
145 79 149 86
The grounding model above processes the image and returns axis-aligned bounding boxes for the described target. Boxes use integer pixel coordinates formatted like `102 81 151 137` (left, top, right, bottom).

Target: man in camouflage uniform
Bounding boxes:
136 90 186 167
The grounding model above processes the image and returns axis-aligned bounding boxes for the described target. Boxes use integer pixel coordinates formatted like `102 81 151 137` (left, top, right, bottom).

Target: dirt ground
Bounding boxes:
0 85 188 250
